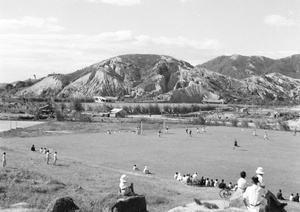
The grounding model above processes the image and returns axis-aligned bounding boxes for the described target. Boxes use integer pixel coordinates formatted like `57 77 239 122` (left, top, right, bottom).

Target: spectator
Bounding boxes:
218 179 226 189
289 194 294 201
133 165 139 171
276 189 285 200
205 178 210 187
119 174 135 196
237 171 247 193
214 179 219 187
143 166 150 174
174 172 178 180
293 193 299 202
31 145 35 151
243 176 266 212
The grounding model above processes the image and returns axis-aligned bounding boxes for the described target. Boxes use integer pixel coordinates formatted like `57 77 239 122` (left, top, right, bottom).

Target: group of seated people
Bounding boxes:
133 165 150 174
39 147 48 154
173 172 234 189
288 193 300 202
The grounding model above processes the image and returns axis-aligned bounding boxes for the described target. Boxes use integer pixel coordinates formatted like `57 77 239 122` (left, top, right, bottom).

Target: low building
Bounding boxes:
110 108 126 118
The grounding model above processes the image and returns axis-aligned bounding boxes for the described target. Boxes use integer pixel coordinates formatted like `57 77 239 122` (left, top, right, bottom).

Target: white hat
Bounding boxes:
255 167 264 174
120 174 127 182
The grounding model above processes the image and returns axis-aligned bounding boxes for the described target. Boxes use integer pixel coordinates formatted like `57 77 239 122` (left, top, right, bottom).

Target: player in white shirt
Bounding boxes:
263 132 269 140
46 151 51 164
53 152 58 165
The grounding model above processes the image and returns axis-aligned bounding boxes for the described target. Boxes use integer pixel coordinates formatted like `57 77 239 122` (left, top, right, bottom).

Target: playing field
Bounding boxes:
1 125 299 199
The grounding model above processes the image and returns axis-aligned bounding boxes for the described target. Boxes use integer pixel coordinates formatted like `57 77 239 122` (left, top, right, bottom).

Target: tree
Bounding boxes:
5 84 13 91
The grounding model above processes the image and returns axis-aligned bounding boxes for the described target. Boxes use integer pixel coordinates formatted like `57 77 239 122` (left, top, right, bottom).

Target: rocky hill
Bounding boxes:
162 67 300 103
11 54 300 104
197 54 300 79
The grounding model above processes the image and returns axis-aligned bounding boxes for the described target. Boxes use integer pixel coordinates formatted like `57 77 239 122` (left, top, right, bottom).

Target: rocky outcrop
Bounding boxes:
111 195 147 212
45 197 79 212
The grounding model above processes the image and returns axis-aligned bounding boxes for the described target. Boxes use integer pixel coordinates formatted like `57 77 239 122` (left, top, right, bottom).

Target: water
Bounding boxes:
0 120 44 132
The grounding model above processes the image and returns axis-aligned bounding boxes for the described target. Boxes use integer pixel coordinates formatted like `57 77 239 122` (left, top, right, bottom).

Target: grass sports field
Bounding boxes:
0 124 299 211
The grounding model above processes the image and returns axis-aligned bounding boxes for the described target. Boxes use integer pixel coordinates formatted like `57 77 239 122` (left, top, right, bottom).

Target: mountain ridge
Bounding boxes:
2 53 300 104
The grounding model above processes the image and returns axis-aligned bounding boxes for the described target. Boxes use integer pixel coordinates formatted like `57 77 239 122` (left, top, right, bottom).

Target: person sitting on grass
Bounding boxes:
40 147 43 153
218 179 227 189
177 173 182 181
133 164 139 171
119 174 136 196
143 166 150 174
31 145 35 151
276 189 285 200
214 179 219 188
205 178 210 187
293 193 299 202
210 179 215 187
174 172 178 180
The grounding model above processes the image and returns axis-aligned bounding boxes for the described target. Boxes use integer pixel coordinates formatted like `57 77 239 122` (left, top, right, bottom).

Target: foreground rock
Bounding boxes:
111 195 147 212
45 197 79 212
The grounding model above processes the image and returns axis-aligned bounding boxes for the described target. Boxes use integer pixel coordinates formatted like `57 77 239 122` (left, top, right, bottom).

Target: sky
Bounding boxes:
0 0 300 83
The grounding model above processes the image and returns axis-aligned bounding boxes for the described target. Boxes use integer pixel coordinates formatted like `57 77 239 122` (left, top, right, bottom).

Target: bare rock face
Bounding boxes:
45 197 79 212
111 195 147 212
17 76 63 97
58 54 193 99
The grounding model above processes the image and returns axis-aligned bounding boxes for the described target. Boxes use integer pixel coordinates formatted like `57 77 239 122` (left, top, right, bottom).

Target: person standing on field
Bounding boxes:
253 129 257 137
46 150 51 164
2 152 6 168
53 152 58 165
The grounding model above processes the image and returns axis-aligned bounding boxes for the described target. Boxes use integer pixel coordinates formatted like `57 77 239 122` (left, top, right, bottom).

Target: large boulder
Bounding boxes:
45 197 79 212
111 195 147 212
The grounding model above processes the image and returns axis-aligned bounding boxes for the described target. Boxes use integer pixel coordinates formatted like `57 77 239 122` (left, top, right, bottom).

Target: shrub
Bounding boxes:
71 98 84 112
192 116 206 125
231 119 239 127
55 111 66 121
162 105 172 113
241 119 249 128
148 104 160 114
277 120 290 131
133 105 142 114
254 120 269 129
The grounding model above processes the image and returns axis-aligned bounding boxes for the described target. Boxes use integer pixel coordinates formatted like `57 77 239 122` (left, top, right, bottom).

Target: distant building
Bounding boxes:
110 108 126 118
93 96 117 103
